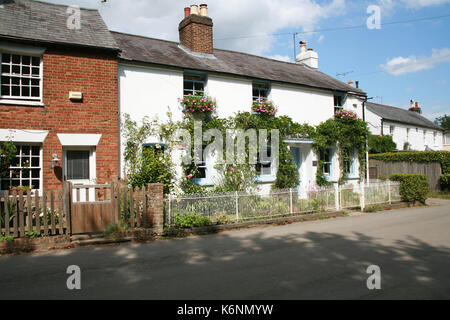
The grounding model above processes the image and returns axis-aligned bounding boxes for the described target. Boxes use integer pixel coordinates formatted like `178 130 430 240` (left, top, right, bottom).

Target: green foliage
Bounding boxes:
390 174 429 204
104 222 129 239
370 151 450 174
122 114 174 194
214 164 256 193
128 146 174 195
24 231 41 238
173 213 213 229
440 174 450 191
368 135 397 154
0 141 17 179
0 234 14 243
313 111 370 185
434 114 450 131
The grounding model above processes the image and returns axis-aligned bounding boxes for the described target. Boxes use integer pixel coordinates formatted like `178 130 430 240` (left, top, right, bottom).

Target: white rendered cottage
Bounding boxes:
115 4 368 192
366 101 444 151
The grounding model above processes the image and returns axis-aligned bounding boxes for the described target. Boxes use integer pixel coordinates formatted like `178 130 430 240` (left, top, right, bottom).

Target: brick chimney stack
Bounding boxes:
179 4 214 54
409 100 422 114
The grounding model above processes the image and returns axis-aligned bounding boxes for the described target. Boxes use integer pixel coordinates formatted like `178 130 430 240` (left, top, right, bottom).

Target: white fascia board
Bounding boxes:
57 134 102 146
0 128 49 143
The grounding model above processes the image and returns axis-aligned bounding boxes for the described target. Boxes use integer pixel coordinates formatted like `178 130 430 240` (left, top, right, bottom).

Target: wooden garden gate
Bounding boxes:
69 183 117 234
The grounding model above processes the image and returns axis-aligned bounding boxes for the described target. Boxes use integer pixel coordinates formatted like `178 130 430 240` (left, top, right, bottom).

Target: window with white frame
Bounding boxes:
256 146 272 176
0 144 42 190
193 144 208 181
423 130 427 143
252 82 270 101
433 131 437 144
406 128 410 141
1 53 42 102
333 93 345 113
321 148 332 176
183 74 206 96
343 148 355 176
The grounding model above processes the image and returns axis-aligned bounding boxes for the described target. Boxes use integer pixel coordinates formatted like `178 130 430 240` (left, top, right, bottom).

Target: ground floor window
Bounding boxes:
0 144 42 191
321 148 332 176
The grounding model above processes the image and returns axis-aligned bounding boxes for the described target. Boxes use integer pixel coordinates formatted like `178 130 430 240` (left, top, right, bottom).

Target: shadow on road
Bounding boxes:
0 227 449 299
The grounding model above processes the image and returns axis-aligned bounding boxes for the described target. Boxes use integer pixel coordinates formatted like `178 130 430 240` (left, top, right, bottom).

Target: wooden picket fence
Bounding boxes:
0 188 70 238
1 181 164 238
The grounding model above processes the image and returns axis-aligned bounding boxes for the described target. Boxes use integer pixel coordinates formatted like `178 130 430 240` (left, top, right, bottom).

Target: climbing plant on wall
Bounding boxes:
313 110 370 186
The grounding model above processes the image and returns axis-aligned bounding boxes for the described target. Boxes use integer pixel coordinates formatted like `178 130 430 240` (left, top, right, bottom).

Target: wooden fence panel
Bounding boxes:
369 160 442 191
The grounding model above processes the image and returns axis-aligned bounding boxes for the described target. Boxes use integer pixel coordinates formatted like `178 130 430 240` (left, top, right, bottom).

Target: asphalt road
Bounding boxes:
1 202 449 300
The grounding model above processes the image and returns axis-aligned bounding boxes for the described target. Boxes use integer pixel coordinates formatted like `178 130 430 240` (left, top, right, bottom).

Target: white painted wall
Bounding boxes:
207 75 252 118
271 84 333 126
118 62 366 188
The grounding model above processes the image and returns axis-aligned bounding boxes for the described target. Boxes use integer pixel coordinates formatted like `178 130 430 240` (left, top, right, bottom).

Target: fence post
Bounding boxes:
235 191 239 223
360 182 366 212
388 180 392 205
168 194 172 226
335 184 340 211
289 188 293 214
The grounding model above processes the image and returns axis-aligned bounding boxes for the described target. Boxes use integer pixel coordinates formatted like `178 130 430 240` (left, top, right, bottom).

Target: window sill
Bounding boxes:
255 175 276 183
192 178 214 186
0 99 44 107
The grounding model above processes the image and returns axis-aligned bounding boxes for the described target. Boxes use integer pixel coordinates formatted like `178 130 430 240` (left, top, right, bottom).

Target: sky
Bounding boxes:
46 0 450 122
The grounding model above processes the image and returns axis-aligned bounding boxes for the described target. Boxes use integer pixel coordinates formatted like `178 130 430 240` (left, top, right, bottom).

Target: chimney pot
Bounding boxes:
200 4 208 16
190 4 199 15
299 41 307 54
184 7 191 18
348 80 354 87
355 81 359 89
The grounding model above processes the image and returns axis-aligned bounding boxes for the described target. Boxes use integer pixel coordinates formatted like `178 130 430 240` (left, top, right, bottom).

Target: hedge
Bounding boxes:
370 151 450 174
441 174 450 191
390 174 429 204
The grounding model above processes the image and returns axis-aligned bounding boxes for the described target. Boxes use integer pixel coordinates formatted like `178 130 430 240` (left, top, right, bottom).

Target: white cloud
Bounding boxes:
266 54 292 62
44 0 346 56
318 34 325 43
401 0 450 8
381 48 450 76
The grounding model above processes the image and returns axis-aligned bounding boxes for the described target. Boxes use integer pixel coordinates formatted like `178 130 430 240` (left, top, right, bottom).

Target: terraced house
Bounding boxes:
116 4 368 191
0 0 120 194
366 101 444 151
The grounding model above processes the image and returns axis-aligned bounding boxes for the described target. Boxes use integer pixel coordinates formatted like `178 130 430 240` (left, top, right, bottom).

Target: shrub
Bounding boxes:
173 213 212 229
440 174 450 191
370 151 450 174
0 234 14 243
390 174 429 204
368 135 397 154
104 222 129 239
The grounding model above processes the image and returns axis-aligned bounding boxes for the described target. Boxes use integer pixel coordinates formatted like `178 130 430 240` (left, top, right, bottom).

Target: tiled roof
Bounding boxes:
112 31 365 94
0 0 119 51
366 102 443 131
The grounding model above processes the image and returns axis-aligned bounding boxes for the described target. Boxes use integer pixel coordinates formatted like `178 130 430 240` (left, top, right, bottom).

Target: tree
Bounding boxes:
434 114 450 131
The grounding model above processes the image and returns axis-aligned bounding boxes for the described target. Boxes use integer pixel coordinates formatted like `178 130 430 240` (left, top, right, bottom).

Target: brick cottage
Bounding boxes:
0 0 120 193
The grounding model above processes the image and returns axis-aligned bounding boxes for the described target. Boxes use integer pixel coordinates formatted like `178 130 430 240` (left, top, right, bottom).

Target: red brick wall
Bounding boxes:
0 48 119 192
